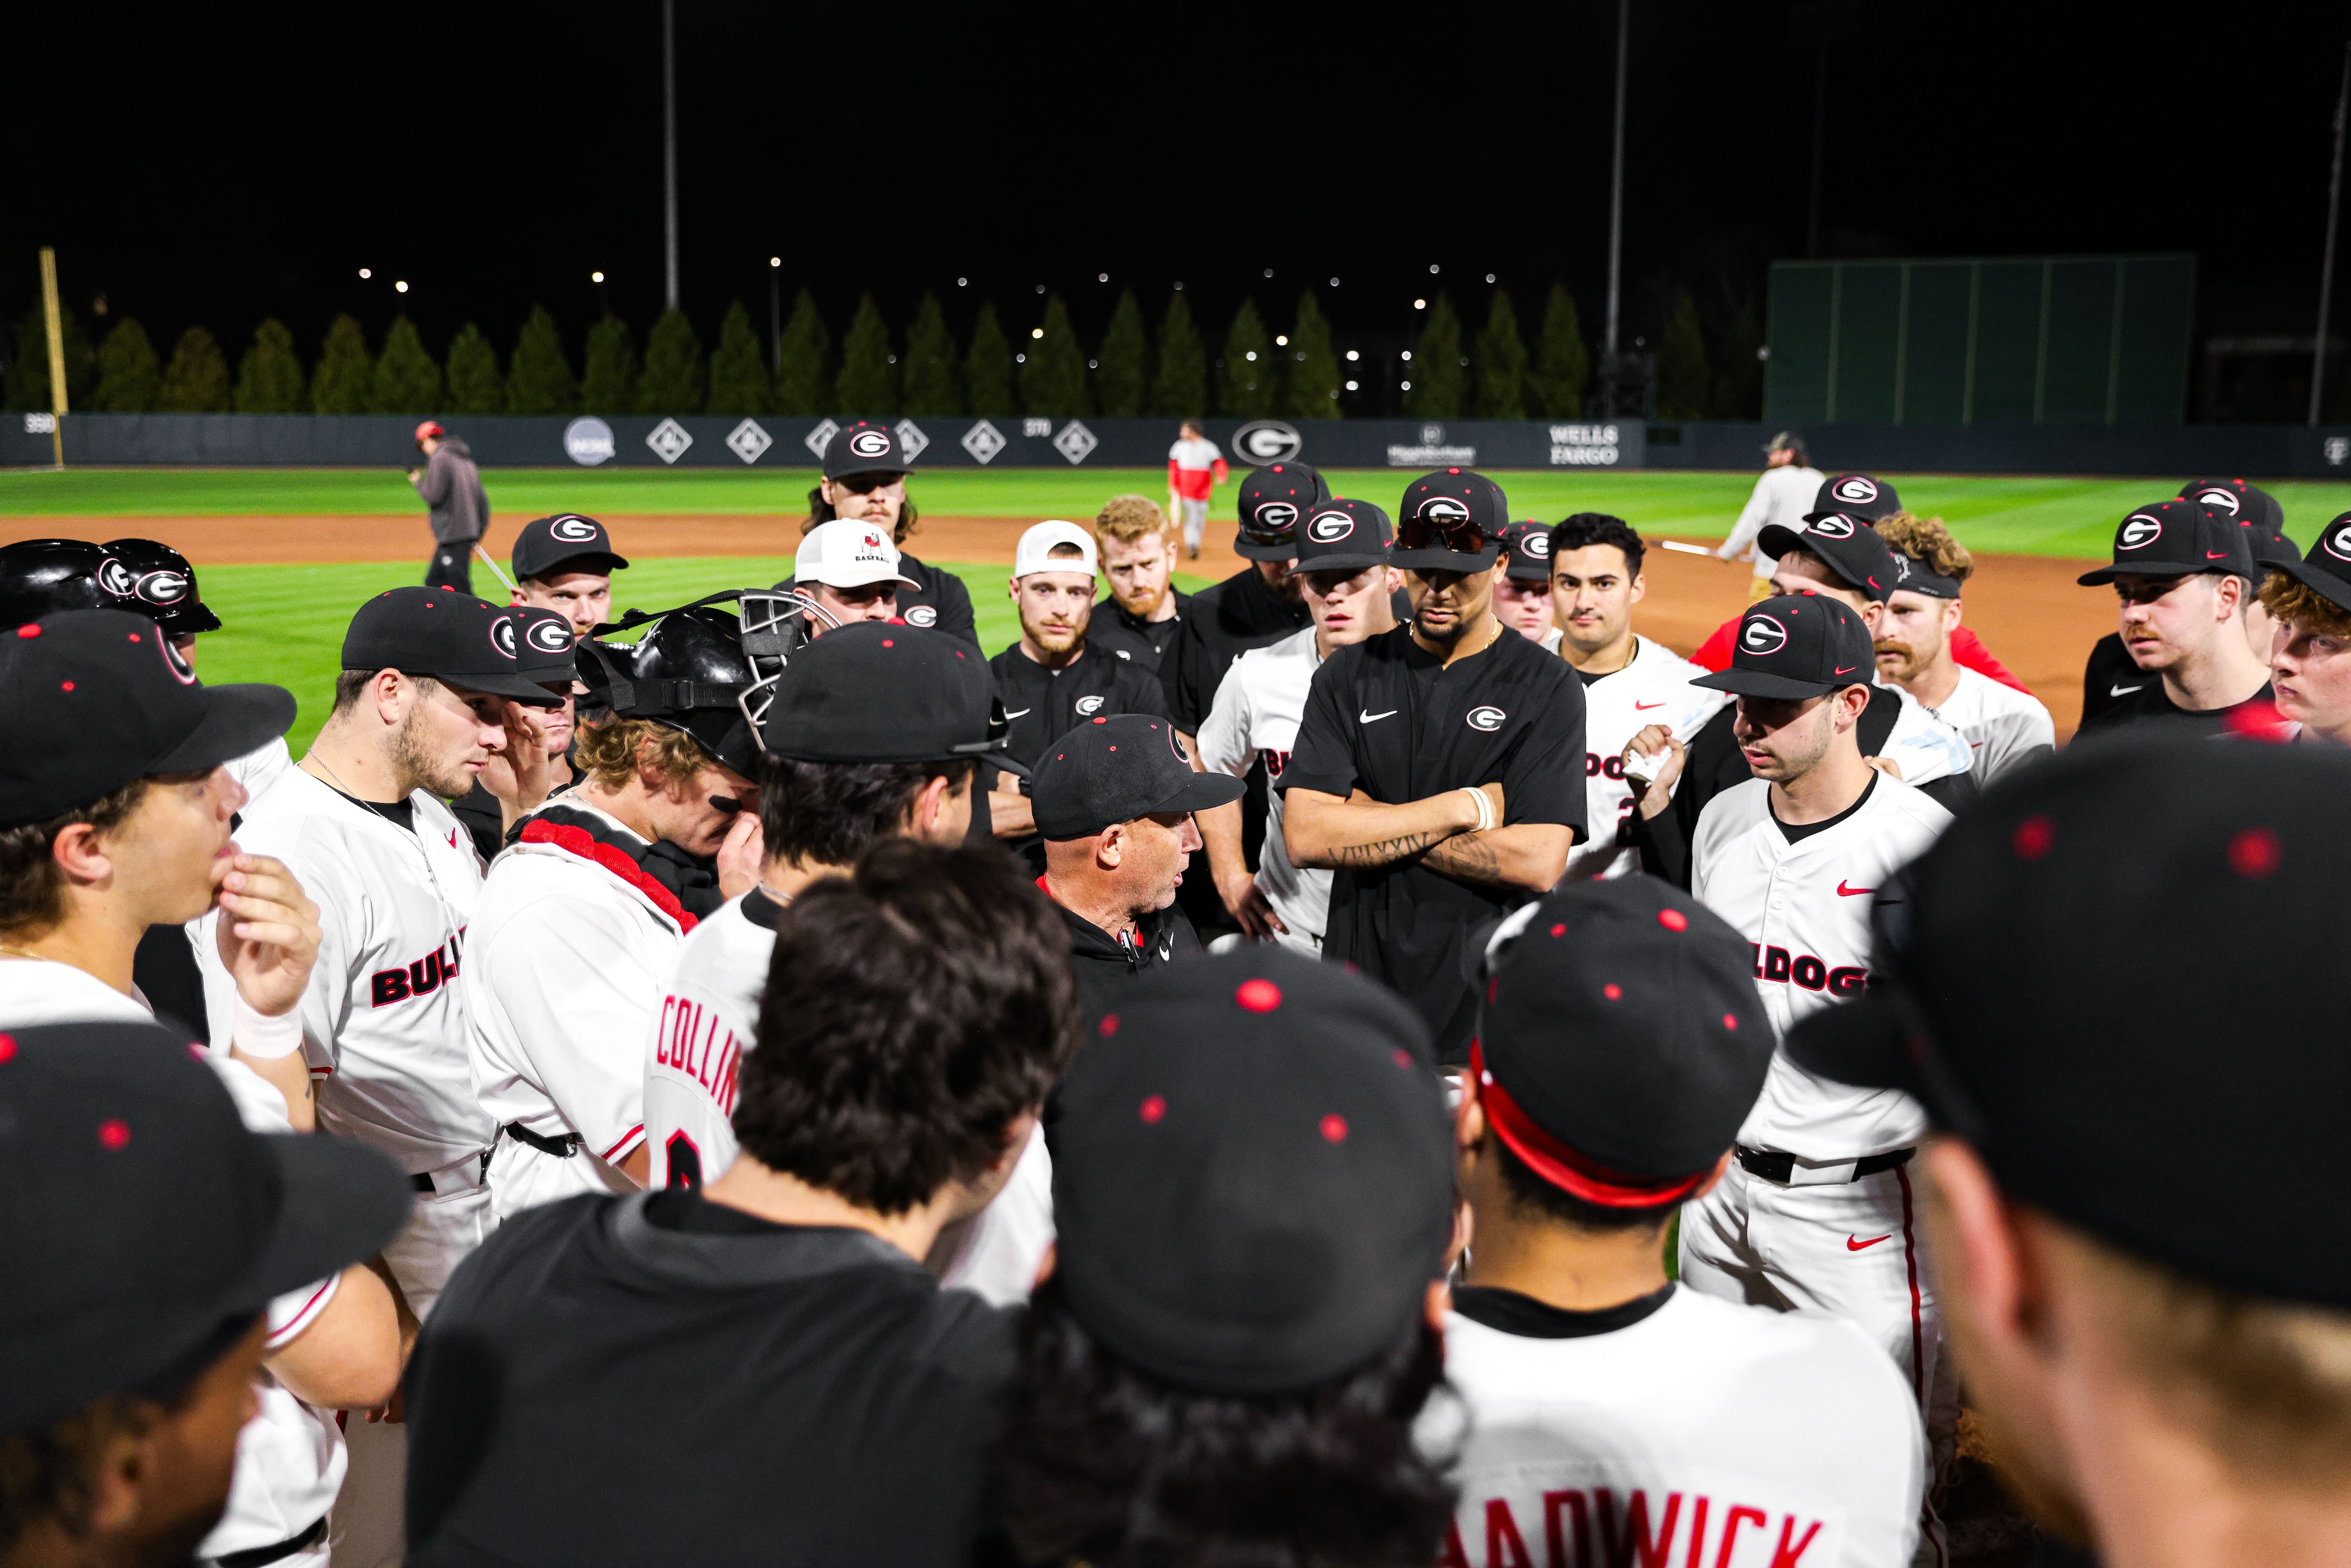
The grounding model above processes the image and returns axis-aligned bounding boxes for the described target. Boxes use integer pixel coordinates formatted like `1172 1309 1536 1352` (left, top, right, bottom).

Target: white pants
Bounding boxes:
485 1129 634 1223
1181 496 1208 549
1680 1155 1956 1564
329 1155 494 1568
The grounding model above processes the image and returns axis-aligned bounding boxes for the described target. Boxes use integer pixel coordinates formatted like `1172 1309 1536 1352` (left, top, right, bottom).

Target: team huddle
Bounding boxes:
3 423 2349 1568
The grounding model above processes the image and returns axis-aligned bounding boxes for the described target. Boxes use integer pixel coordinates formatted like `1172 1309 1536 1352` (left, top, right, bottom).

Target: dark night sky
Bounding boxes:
7 0 2343 408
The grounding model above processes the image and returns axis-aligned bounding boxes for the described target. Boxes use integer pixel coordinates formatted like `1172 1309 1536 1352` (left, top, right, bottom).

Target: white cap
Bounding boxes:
795 518 921 590
1014 520 1099 579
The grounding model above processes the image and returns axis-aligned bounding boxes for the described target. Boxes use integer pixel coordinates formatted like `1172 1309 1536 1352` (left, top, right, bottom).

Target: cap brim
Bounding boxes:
522 550 629 578
224 1134 413 1315
150 685 296 775
1756 524 1807 559
1287 552 1391 576
175 605 225 635
2276 556 2351 611
1689 667 1845 700
1234 538 1298 561
803 568 924 590
434 670 569 708
1390 543 1502 573
2075 560 2219 586
1504 561 1552 581
823 464 909 481
1784 992 1924 1100
1154 771 1248 816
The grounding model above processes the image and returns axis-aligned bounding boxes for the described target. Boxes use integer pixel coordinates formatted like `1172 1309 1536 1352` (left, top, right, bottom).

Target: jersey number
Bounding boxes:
664 1132 702 1190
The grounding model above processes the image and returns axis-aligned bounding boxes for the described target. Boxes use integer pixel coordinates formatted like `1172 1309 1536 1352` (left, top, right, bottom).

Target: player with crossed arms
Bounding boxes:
1678 593 1957 1553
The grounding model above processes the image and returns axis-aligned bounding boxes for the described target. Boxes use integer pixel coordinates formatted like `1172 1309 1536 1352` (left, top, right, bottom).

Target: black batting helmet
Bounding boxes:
98 539 223 636
0 539 108 630
576 600 759 777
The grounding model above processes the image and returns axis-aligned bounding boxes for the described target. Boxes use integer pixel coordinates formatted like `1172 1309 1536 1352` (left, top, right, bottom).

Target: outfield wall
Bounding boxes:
9 410 2351 479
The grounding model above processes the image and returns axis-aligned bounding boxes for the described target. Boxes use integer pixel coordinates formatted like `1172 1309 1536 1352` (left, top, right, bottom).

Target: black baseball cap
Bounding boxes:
98 539 223 636
1031 713 1245 840
1288 498 1395 577
510 606 578 688
1233 461 1331 560
1477 876 1773 1208
512 514 629 583
2076 498 2256 586
1803 473 1901 523
822 420 912 480
750 621 1022 773
1787 738 2351 1311
1496 520 1554 582
1049 948 1452 1394
1757 513 1900 603
2176 476 2284 533
2274 510 2351 614
1692 592 1876 700
1393 468 1507 572
0 538 107 629
0 1018 411 1435
0 611 296 830
341 587 565 708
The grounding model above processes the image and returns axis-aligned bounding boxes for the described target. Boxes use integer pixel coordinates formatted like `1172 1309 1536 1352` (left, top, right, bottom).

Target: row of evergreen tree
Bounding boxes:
5 285 1761 421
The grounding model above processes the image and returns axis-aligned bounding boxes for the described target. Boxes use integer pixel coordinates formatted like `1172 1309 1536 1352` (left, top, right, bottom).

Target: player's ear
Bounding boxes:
48 819 113 887
1628 571 1648 604
1095 822 1125 870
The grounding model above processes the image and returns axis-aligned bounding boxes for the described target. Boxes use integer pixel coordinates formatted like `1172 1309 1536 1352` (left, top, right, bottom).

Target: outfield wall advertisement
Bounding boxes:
8 410 2351 477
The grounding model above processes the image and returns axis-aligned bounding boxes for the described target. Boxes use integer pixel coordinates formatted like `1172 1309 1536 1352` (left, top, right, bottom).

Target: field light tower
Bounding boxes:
663 0 680 312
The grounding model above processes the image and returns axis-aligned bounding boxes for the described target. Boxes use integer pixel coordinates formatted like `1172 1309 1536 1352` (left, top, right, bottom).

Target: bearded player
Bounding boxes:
1872 512 2054 782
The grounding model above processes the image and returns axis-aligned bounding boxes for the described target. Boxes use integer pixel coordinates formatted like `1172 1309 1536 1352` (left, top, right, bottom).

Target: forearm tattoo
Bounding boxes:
1422 830 1504 885
1328 829 1445 868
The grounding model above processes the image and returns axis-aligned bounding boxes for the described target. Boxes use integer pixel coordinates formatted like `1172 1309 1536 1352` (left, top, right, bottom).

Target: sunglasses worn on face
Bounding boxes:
1396 515 1489 554
835 471 905 496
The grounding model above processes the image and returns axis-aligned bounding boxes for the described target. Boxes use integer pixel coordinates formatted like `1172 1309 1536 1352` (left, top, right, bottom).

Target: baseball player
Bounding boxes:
1873 512 2055 782
1628 517 1974 890
1693 473 2028 694
450 605 577 863
1544 513 1726 880
1491 520 1556 640
1674 593 1956 1541
508 512 628 637
407 421 488 593
1087 493 1191 672
800 419 976 643
984 521 1168 842
1714 432 1825 600
2266 511 2351 745
1446 877 1925 1568
1282 469 1585 1062
469 605 762 1218
2075 497 2273 738
0 608 409 1568
1195 497 1400 953
202 587 559 1568
1166 418 1228 558
788 516 922 637
1162 460 1327 745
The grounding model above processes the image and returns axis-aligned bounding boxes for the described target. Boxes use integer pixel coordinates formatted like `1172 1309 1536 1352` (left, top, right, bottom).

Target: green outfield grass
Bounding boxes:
9 465 2351 561
190 557 1218 757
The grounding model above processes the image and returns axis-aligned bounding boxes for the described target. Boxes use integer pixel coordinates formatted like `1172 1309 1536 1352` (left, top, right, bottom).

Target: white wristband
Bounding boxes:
1460 786 1493 834
232 997 305 1060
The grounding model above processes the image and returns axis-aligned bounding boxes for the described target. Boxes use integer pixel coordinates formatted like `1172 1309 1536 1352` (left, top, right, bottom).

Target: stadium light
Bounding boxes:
1330 277 1340 286
1485 273 1496 283
1346 350 1359 362
592 271 605 283
1345 380 1358 390
1263 269 1273 278
1245 352 1257 362
1275 335 1288 347
395 281 409 293
1414 299 1426 310
1098 272 1109 282
1401 379 1412 390
358 268 371 279
1401 350 1413 361
957 277 968 286
1429 265 1439 274
769 257 781 268
1032 327 1044 339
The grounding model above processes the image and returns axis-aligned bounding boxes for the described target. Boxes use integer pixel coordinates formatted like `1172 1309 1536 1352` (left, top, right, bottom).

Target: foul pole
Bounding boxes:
39 248 66 469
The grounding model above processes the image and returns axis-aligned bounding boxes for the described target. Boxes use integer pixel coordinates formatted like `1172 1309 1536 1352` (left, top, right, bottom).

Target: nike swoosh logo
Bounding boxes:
1002 708 1033 719
447 831 458 848
1633 700 1665 711
1847 1233 1893 1252
2206 551 2227 559
1835 880 1874 897
1834 665 1859 675
1359 709 1398 723
2109 684 2142 697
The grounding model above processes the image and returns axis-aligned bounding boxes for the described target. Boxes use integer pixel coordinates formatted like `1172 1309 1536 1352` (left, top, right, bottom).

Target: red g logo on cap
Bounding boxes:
2327 520 2351 563
158 631 196 685
1254 501 1300 531
1808 515 1857 540
1306 510 1354 543
549 516 599 543
848 429 893 459
2194 488 2240 514
1417 496 1472 523
1741 613 1791 655
525 618 572 654
491 618 519 660
1831 476 1878 505
2119 513 2163 550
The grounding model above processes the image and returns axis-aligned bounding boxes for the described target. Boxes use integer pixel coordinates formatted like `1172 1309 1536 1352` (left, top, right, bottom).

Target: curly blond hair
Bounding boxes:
571 716 718 792
1094 495 1172 546
1873 512 1972 585
2259 573 2351 640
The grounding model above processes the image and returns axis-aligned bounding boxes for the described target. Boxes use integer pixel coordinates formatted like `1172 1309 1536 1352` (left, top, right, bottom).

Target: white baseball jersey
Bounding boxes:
201 764 495 1175
1692 774 1950 1160
469 801 689 1218
1720 464 1826 577
1195 626 1329 944
1543 634 1728 881
1918 665 2056 785
0 960 350 1560
1437 1285 1924 1568
1876 682 1973 788
1168 435 1222 475
642 884 1056 1305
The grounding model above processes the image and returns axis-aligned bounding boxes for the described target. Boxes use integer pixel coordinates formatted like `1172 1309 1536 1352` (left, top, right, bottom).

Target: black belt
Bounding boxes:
503 1120 583 1159
1736 1145 1914 1186
211 1514 326 1568
410 1150 495 1192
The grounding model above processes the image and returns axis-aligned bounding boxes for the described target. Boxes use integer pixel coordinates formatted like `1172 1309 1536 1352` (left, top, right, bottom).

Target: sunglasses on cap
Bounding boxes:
1396 511 1490 555
1238 506 1302 547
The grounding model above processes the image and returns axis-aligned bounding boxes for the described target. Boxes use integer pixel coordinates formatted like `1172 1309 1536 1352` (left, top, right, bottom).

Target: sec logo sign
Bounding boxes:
1466 705 1507 732
1741 614 1790 655
2118 513 2162 550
